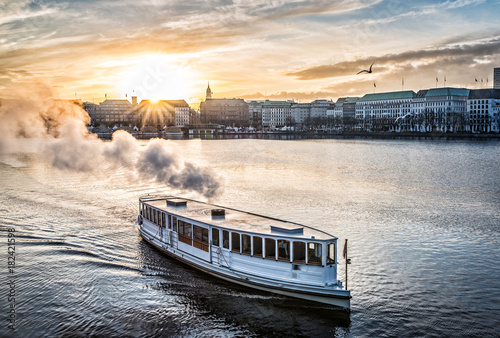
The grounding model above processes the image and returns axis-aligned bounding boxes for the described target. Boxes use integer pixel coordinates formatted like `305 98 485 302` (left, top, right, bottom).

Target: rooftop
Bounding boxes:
415 90 428 98
358 90 416 102
140 196 336 241
262 100 293 106
345 97 360 104
425 87 470 97
99 99 133 106
468 89 500 99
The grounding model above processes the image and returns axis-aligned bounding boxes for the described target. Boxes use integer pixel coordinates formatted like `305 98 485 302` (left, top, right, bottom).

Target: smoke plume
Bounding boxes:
0 84 223 198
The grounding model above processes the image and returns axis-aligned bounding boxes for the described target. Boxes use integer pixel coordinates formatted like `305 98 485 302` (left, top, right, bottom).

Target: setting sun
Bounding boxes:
120 54 197 102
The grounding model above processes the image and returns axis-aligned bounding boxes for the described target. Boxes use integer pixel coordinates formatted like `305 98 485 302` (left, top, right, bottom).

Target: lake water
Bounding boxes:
1 138 499 337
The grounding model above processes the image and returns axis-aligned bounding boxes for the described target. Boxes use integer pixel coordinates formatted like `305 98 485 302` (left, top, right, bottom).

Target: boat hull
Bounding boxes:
138 223 351 310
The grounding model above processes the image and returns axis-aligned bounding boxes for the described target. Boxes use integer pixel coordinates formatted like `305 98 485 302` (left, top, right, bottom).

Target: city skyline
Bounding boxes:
1 1 500 104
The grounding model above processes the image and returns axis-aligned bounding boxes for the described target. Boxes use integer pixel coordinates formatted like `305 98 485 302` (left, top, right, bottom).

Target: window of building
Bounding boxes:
293 242 306 262
253 236 263 257
278 240 290 261
231 232 241 252
327 243 335 265
223 230 230 249
242 234 251 255
308 243 322 265
265 238 276 259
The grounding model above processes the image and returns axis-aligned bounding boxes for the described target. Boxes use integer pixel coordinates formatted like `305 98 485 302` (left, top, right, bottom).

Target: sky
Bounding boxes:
1 0 500 105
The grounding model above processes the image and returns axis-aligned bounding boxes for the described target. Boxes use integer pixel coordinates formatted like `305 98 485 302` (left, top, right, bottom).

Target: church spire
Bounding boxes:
206 81 212 99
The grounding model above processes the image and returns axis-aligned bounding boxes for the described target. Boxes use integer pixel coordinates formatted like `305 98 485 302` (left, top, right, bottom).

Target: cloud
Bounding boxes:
285 38 500 80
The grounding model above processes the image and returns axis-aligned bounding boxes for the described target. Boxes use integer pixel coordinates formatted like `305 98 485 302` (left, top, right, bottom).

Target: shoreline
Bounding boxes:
95 130 500 141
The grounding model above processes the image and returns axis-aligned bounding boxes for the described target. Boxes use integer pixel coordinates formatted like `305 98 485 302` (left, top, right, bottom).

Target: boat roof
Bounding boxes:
140 195 336 241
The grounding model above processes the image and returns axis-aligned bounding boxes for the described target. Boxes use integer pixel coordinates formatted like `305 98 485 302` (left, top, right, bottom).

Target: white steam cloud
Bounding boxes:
0 84 223 198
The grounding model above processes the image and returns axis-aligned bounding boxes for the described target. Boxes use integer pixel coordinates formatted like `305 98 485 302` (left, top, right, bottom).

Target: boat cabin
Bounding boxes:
138 196 340 290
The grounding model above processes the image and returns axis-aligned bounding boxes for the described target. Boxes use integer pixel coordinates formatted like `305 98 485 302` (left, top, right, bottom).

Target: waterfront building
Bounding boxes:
334 97 359 131
261 100 293 128
86 99 137 127
200 98 249 126
310 99 334 119
355 91 416 131
290 102 311 125
494 68 500 89
83 102 98 124
421 88 469 132
135 99 190 128
467 89 500 133
248 101 263 127
199 83 249 126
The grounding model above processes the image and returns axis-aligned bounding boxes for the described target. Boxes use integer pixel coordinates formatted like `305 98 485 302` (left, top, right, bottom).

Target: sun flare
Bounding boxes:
120 54 197 103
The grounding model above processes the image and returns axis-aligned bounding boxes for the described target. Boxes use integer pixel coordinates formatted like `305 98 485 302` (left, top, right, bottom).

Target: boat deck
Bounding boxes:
140 195 335 241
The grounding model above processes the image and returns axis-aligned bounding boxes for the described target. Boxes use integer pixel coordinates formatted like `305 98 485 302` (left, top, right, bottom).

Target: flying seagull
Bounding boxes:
357 62 374 75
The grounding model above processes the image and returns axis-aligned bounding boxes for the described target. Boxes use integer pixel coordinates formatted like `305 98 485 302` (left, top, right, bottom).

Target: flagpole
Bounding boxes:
345 239 348 290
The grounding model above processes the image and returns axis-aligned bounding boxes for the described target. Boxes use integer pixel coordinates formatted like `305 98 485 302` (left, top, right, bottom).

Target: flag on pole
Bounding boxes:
374 82 376 88
475 78 478 82
343 240 347 259
436 77 438 82
481 78 483 83
402 78 404 86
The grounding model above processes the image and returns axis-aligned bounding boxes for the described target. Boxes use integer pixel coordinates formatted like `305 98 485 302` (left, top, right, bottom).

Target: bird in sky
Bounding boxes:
357 62 374 75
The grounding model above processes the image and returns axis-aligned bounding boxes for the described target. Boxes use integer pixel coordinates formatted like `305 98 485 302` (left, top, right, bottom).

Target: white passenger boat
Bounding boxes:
137 196 351 310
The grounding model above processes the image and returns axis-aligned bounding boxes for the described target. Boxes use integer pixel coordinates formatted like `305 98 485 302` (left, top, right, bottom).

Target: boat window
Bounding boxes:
253 236 263 257
193 225 209 252
223 230 229 249
202 228 209 244
172 217 177 232
327 243 335 265
265 238 276 259
168 214 172 229
161 213 166 228
154 209 158 224
242 234 251 255
194 225 202 241
293 241 306 262
308 243 322 265
231 232 241 252
146 207 150 220
178 220 192 245
278 240 290 261
212 228 220 246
